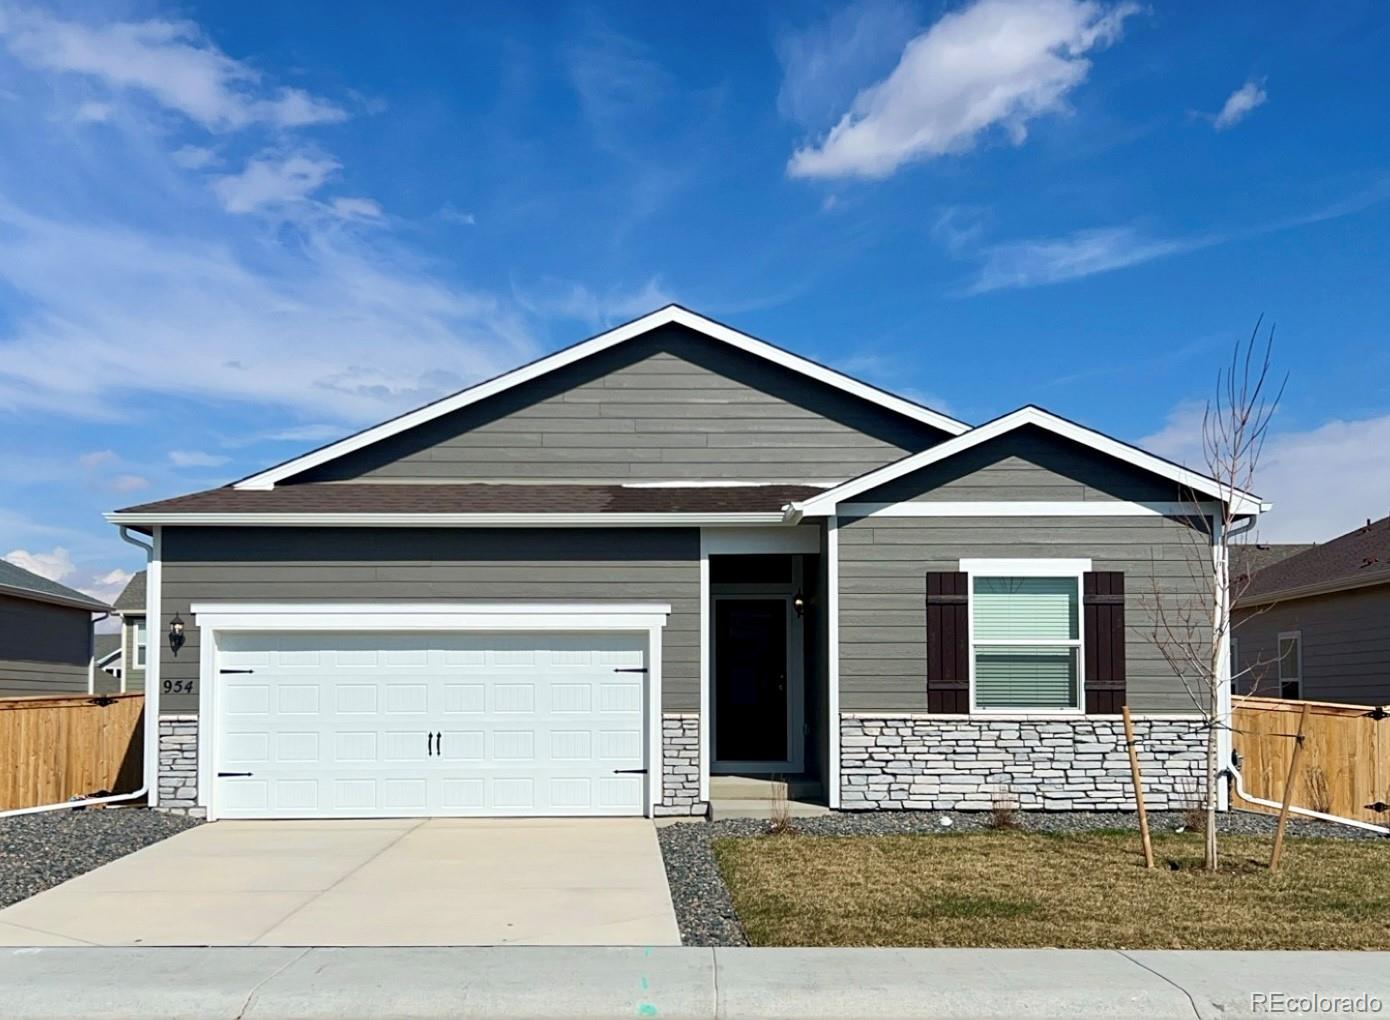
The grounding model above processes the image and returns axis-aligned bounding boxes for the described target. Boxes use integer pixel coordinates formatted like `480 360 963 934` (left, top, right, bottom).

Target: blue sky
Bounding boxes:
1 0 1388 601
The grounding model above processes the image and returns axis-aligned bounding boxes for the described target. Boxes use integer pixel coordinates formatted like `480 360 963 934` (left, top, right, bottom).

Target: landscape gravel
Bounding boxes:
657 809 1386 946
0 808 201 909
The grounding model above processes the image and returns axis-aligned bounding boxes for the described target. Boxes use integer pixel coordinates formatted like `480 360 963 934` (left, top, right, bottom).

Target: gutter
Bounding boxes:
103 511 790 528
0 528 155 819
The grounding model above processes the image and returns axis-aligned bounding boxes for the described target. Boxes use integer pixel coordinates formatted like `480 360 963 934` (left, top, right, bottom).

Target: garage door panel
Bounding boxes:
214 630 649 819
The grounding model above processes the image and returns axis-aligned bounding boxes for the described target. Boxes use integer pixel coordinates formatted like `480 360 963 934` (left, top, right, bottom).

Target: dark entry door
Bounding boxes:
714 598 788 763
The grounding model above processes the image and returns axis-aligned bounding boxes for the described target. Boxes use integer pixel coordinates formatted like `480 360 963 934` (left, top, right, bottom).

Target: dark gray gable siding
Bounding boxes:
854 426 1190 504
294 324 950 484
1233 587 1390 705
0 593 92 696
158 527 700 714
838 515 1210 714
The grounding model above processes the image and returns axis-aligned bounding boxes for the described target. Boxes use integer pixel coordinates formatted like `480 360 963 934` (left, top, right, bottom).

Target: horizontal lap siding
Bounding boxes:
1233 588 1390 705
158 527 701 714
0 595 91 696
838 516 1210 713
297 325 947 484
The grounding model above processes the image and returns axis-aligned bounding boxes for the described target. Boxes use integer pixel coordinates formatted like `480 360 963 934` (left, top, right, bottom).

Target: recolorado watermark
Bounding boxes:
1252 993 1383 1014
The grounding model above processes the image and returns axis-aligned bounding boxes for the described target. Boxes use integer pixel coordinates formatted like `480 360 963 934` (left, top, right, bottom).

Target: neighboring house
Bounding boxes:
92 571 147 695
95 632 123 682
0 559 113 697
105 305 1264 820
1233 516 1390 706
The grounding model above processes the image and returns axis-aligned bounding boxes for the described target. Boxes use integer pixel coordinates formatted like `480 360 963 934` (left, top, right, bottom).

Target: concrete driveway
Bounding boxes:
0 818 680 947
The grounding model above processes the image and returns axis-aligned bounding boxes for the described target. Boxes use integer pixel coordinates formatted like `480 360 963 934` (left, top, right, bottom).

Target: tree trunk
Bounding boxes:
1205 671 1219 870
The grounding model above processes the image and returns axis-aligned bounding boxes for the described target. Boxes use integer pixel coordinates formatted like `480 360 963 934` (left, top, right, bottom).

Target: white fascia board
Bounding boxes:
230 305 968 491
190 601 673 632
794 406 1266 517
839 500 1222 518
105 511 787 528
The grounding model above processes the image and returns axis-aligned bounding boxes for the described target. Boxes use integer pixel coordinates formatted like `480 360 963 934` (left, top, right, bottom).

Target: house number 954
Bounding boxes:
161 680 196 695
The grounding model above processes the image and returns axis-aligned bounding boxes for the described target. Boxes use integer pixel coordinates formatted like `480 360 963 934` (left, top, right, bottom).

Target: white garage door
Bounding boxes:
212 631 648 819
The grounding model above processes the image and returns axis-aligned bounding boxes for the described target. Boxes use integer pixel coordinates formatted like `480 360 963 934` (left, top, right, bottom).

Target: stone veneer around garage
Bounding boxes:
840 714 1207 811
658 713 708 817
156 714 205 817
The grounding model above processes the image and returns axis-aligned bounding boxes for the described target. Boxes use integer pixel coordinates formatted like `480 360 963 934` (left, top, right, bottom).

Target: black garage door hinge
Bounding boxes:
217 771 254 778
613 768 648 775
219 668 255 675
613 667 648 674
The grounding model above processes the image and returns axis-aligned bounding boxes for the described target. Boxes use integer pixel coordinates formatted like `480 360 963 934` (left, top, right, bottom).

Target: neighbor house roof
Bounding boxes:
1231 544 1315 586
230 305 970 491
0 559 112 613
788 406 1268 518
1238 515 1390 606
95 632 122 663
113 570 147 614
107 483 825 527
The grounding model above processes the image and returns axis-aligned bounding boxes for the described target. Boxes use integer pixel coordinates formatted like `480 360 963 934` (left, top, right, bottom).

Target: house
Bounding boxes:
95 632 123 681
105 305 1263 820
0 559 113 697
1233 515 1390 705
92 571 148 695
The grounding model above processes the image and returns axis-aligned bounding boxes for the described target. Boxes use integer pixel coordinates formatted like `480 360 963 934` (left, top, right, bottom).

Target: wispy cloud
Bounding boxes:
168 449 229 468
787 0 1138 180
1211 79 1267 131
1141 404 1390 542
512 277 672 331
0 6 346 131
212 152 341 214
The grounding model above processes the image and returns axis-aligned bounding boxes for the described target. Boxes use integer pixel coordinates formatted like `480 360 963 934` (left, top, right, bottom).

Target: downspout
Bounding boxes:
0 527 154 818
1224 762 1389 836
88 611 114 695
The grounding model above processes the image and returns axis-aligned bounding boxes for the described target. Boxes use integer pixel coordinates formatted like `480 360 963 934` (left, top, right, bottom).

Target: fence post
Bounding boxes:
1270 703 1312 873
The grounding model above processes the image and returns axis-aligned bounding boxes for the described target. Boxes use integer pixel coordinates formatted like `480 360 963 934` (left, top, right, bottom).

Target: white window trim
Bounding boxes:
190 601 670 821
133 619 148 670
961 558 1091 716
1278 630 1303 697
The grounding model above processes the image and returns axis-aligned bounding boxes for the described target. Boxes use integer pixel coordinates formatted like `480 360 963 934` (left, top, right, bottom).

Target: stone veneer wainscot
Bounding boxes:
840 715 1206 811
657 713 707 816
156 714 205 817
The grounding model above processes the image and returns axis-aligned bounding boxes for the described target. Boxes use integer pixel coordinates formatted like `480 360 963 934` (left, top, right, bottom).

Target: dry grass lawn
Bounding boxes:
712 831 1390 949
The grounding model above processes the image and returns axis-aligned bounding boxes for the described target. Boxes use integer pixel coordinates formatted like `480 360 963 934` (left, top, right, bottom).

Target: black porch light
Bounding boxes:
792 590 806 618
169 613 186 654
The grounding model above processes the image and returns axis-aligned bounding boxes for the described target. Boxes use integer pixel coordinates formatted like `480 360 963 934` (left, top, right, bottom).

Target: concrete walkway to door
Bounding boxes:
0 818 681 947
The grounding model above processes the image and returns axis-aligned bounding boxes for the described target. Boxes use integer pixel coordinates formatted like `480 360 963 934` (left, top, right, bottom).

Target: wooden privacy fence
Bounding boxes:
1232 696 1390 826
0 694 144 812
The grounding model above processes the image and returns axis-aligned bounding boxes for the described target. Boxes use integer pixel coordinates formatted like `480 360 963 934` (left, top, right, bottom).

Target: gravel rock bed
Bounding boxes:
0 808 202 909
657 809 1385 947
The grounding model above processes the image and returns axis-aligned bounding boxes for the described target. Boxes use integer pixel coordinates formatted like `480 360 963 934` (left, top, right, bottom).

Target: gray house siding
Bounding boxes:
1234 587 1390 705
0 594 92 696
158 526 701 715
856 426 1189 504
294 324 949 485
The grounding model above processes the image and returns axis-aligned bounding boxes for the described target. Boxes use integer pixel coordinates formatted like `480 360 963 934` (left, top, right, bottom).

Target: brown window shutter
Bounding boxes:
925 571 969 713
1083 571 1126 713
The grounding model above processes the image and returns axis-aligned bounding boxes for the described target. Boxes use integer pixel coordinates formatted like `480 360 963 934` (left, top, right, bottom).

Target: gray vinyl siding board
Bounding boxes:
0 594 92 696
837 515 1210 713
157 527 700 714
1233 587 1390 705
856 426 1189 504
294 324 949 484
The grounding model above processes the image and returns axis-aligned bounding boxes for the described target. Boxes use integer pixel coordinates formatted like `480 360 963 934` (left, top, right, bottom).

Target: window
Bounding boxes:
1278 631 1302 699
133 620 148 670
969 571 1082 711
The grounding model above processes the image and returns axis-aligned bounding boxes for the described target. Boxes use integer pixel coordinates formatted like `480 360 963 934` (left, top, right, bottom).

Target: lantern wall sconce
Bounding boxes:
169 613 186 655
792 590 806 618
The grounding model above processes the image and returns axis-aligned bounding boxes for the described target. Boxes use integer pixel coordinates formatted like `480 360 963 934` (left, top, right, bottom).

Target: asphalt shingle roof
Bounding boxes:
113 570 147 613
1239 515 1390 603
0 559 111 612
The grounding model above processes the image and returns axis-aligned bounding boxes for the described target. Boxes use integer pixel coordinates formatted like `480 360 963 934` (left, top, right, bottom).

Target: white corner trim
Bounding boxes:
697 533 711 805
839 500 1221 519
958 557 1093 576
146 527 162 808
190 602 673 632
792 406 1266 517
230 305 968 490
105 511 788 528
826 515 841 809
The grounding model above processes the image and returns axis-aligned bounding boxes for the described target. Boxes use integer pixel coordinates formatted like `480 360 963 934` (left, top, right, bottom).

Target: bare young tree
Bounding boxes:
1150 319 1285 871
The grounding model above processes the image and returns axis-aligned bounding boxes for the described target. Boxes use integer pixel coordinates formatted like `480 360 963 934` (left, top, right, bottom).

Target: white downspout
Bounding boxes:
1225 763 1388 836
88 611 113 695
0 528 155 818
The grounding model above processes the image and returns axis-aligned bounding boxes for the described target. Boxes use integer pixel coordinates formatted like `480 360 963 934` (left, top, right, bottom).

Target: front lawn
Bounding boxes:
712 831 1390 949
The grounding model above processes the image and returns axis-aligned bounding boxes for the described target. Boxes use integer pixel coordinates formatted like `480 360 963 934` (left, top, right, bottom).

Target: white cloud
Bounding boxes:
73 99 112 123
258 424 346 443
0 7 346 132
84 567 133 605
77 449 117 469
110 473 148 492
788 0 1138 180
330 196 383 220
212 153 341 214
168 449 229 468
172 144 216 169
440 204 476 226
963 225 1196 292
4 545 75 582
1141 404 1390 542
1212 79 1267 131
513 277 672 330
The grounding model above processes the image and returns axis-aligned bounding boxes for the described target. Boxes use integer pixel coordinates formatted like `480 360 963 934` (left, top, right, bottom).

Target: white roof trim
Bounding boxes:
104 511 789 528
230 305 968 491
790 406 1267 518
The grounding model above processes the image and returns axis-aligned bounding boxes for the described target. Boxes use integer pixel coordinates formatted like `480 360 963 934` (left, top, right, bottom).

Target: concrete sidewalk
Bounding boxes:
4 946 1388 1019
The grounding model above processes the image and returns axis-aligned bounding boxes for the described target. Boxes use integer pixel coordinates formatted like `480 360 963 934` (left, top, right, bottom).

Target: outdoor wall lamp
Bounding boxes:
793 590 806 618
169 613 186 654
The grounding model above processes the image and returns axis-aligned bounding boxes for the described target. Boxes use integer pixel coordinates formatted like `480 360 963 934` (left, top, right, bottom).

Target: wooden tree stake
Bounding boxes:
1270 703 1312 873
1123 706 1155 869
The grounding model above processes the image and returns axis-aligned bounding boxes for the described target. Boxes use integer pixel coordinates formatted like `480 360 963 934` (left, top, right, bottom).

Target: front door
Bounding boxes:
713 598 789 767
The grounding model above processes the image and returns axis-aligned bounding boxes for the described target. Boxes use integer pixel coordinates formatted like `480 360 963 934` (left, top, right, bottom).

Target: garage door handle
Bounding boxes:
218 771 254 778
613 667 648 674
219 669 254 675
613 768 647 774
